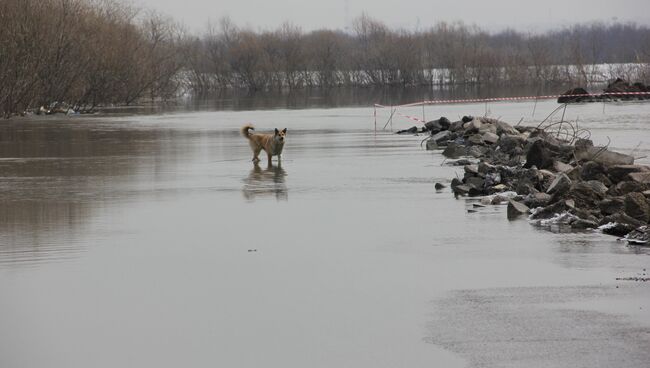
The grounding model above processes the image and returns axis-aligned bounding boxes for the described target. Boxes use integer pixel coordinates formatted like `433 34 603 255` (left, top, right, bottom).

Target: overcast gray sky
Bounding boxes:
134 0 650 33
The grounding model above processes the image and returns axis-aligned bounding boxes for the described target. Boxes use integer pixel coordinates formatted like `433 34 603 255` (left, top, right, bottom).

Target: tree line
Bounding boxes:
0 0 183 118
185 15 650 92
1 0 650 117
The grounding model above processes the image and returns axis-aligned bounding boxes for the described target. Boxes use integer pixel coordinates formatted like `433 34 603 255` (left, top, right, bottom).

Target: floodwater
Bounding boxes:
0 98 649 368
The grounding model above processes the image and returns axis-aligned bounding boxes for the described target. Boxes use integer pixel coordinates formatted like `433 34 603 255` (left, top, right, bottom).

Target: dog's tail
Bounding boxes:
240 124 254 139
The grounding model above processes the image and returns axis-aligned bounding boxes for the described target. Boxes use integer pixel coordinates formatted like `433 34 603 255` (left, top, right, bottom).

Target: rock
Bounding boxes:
434 183 446 190
484 172 501 187
396 126 418 134
478 123 497 135
465 176 485 189
599 197 625 215
431 130 452 144
463 118 482 132
507 200 530 220
515 181 536 195
530 200 569 220
524 140 554 170
580 161 606 181
629 171 650 184
446 159 474 166
497 134 525 154
546 173 572 194
523 192 552 208
479 118 520 135
438 117 451 130
625 226 649 245
607 165 649 184
453 185 471 196
553 161 573 173
557 87 589 103
568 181 607 208
425 117 451 132
571 219 599 229
464 164 479 175
478 162 496 174
482 132 499 145
580 180 609 196
574 138 593 150
467 146 487 158
601 222 637 237
426 140 439 150
449 120 465 132
601 213 646 228
565 166 582 181
569 206 600 223
611 181 648 196
467 134 485 146
575 146 634 166
624 192 650 223
491 194 508 205
442 142 467 159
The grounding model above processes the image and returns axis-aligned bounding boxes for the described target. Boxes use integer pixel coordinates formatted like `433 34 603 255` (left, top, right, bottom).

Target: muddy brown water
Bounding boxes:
0 100 649 367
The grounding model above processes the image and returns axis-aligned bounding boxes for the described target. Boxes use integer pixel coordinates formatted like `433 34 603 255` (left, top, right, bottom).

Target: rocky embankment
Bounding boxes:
419 115 650 244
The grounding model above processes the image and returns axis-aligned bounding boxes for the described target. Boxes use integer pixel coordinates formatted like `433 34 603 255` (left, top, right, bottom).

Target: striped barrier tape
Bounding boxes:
375 91 650 109
374 91 650 126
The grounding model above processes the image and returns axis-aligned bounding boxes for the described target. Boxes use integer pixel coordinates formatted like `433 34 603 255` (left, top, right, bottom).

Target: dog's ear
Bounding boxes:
282 128 287 134
274 128 279 135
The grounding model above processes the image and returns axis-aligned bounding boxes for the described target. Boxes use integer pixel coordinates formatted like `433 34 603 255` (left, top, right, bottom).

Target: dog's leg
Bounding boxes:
277 154 282 164
252 146 261 163
267 152 273 166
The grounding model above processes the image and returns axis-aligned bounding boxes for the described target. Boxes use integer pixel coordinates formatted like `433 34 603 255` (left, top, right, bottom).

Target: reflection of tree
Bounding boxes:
241 163 288 202
0 120 188 265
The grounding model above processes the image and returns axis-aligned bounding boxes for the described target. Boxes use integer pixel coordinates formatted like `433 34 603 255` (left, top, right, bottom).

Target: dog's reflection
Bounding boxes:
242 163 288 201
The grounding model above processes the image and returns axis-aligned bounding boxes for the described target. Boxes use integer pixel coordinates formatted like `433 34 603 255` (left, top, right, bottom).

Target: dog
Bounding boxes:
241 124 287 165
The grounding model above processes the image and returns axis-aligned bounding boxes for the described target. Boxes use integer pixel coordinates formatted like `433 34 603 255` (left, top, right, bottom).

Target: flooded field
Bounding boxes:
0 99 649 367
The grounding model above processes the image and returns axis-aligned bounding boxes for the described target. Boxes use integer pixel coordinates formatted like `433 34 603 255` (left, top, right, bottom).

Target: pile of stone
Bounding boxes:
558 78 650 103
422 115 650 243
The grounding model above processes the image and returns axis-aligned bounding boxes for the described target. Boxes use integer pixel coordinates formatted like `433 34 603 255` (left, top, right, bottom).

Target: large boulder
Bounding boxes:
607 165 650 184
629 171 650 185
482 132 499 145
449 120 465 132
524 140 555 170
580 161 606 181
478 118 520 135
546 173 572 194
575 146 634 166
431 130 452 144
498 134 526 154
599 197 625 216
463 118 482 133
624 192 650 223
507 200 530 220
610 181 648 196
467 134 485 146
424 117 451 132
523 192 552 208
442 142 468 159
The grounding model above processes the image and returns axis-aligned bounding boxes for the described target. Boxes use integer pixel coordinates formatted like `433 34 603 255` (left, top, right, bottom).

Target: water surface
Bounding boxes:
1 100 649 367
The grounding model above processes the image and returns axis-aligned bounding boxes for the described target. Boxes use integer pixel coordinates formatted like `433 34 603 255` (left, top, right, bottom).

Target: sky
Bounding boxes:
134 0 650 33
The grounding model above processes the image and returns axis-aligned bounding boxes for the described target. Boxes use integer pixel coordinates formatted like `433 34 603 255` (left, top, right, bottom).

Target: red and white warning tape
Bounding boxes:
374 91 650 125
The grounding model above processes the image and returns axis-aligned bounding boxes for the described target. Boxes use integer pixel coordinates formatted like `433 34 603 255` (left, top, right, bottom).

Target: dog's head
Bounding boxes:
274 128 287 142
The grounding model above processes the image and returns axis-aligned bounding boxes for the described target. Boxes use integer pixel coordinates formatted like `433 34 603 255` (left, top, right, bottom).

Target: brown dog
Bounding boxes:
241 124 287 165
